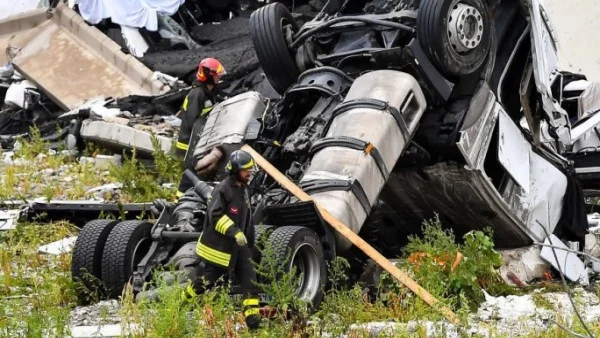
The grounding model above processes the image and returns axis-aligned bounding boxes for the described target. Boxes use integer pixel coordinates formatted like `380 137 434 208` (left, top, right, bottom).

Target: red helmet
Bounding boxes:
197 58 226 83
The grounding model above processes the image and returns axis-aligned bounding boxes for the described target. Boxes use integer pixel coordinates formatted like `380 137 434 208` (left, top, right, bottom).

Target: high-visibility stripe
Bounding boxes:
176 142 189 151
241 158 255 169
215 215 234 234
196 243 231 266
244 308 260 317
198 245 231 261
201 107 212 116
198 248 229 266
182 96 189 111
242 298 259 307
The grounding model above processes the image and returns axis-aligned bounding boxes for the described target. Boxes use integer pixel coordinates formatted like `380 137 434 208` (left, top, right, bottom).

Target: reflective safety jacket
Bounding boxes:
196 176 255 268
175 82 216 157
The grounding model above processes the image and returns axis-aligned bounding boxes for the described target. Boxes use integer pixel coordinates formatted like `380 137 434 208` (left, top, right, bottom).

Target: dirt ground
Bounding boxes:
544 0 600 81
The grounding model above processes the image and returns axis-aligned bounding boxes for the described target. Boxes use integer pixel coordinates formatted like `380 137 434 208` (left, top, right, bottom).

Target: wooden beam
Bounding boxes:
242 144 461 325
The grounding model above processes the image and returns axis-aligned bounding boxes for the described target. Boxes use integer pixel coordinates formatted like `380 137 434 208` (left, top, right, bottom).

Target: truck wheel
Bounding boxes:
265 226 326 308
417 0 491 76
101 221 153 299
251 224 275 264
71 219 119 302
250 3 300 94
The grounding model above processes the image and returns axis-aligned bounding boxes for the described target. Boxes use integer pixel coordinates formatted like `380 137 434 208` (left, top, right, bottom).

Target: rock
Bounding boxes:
38 236 78 255
498 246 549 286
42 168 55 176
79 155 122 170
349 322 406 337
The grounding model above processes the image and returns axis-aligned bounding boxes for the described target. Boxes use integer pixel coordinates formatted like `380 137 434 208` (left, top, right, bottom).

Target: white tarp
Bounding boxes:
75 0 185 31
0 0 46 21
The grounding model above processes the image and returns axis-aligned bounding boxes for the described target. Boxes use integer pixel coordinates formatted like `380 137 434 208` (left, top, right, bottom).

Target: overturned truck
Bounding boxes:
72 0 596 306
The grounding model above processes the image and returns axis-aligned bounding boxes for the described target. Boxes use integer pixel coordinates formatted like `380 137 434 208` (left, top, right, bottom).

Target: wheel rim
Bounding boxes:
130 237 151 273
447 3 484 53
289 243 321 302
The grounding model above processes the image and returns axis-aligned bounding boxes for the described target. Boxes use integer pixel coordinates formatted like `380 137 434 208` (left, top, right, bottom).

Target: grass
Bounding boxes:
0 219 599 337
1 131 600 337
0 128 181 203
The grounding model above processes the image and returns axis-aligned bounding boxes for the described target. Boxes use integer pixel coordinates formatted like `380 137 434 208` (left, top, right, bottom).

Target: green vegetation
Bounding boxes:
0 131 599 337
0 219 599 337
0 127 182 203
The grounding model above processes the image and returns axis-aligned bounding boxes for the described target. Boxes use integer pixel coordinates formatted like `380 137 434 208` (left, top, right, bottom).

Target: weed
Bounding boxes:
151 135 183 185
14 127 48 160
531 292 554 310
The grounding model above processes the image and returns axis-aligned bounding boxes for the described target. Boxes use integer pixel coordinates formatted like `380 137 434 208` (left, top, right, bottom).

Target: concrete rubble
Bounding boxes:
38 235 77 255
498 246 550 286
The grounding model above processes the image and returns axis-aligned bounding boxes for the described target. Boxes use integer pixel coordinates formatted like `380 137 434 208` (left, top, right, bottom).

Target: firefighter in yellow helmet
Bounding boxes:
195 150 261 329
175 58 226 197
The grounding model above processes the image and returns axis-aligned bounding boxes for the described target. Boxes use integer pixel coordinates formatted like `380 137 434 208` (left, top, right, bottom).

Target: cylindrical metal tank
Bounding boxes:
299 70 427 252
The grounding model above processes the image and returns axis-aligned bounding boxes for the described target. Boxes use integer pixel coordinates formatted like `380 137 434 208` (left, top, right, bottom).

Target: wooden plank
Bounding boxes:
242 144 461 325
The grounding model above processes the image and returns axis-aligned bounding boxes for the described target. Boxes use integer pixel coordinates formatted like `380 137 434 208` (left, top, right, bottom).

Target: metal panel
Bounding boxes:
498 109 531 193
457 86 498 169
194 91 266 157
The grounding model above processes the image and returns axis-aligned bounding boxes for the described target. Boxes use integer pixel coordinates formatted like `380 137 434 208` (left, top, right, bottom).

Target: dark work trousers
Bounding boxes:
195 245 257 297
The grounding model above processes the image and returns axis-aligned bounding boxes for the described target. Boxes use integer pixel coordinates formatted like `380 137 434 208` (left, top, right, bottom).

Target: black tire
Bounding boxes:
264 226 326 308
417 0 491 76
101 221 153 299
251 224 275 264
250 3 300 94
71 219 119 302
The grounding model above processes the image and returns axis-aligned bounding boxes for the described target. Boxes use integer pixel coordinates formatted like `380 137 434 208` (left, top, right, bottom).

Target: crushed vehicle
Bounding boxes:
72 0 599 307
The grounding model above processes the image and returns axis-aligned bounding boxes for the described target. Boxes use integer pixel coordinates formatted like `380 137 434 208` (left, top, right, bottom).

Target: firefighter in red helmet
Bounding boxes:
175 58 226 197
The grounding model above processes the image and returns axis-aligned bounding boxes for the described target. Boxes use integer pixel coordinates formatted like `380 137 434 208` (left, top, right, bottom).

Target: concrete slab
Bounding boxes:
80 119 172 156
0 4 168 110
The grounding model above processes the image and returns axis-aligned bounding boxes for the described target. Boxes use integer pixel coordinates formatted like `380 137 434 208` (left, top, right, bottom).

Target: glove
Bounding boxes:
235 232 248 246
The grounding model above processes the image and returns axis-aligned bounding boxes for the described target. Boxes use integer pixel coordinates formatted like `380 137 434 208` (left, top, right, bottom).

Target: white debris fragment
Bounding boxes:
86 183 123 196
540 235 587 283
79 155 122 170
349 322 406 336
0 210 20 231
2 151 15 164
69 324 133 338
38 236 78 255
587 213 600 229
478 291 537 321
499 246 549 285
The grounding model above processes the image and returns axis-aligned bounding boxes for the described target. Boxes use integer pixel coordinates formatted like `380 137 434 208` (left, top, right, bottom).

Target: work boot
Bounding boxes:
243 297 261 330
245 312 261 330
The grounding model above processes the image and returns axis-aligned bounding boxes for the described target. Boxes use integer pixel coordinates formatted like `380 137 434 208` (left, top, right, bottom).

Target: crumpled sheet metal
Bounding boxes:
578 81 600 118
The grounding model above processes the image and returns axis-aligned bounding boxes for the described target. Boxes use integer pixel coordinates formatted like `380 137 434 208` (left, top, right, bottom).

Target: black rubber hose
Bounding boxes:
291 16 415 48
184 169 213 201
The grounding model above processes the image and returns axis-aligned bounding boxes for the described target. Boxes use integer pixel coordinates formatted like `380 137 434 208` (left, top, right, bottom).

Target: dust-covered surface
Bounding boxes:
544 0 600 81
140 17 259 84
